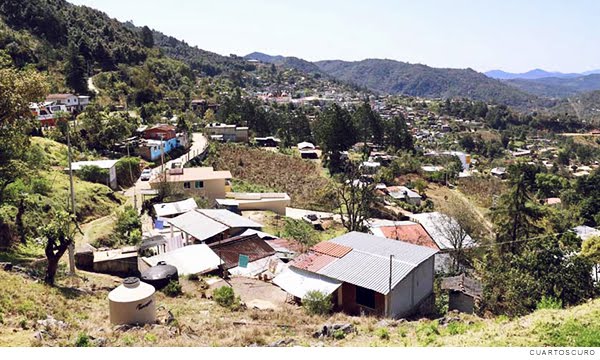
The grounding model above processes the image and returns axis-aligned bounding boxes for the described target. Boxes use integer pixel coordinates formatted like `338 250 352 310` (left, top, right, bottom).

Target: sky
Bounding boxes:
67 0 600 73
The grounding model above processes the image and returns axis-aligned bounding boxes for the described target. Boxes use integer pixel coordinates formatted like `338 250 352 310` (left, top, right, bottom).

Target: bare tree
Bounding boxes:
334 163 376 232
41 211 81 285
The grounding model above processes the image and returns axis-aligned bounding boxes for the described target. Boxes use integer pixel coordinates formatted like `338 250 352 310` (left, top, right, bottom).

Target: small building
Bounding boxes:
69 159 119 190
360 161 381 175
254 136 281 147
45 93 89 113
149 167 232 201
153 198 198 219
142 244 222 276
491 167 507 179
143 124 177 141
544 197 562 206
93 246 139 277
441 274 482 314
167 208 263 245
385 186 422 206
29 101 68 127
216 192 291 215
209 233 281 277
273 232 437 318
442 151 471 171
297 142 318 159
205 123 248 142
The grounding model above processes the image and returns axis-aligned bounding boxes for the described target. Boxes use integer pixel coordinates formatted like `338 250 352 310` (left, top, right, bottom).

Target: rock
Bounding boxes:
36 315 67 331
313 323 355 338
438 316 460 326
376 319 400 328
92 337 107 347
269 338 295 347
0 262 13 271
33 331 44 341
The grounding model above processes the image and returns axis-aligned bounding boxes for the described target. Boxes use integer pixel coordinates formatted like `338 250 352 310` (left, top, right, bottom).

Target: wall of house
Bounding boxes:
235 128 249 142
338 282 385 316
109 165 118 189
449 292 475 314
170 178 227 200
388 256 435 318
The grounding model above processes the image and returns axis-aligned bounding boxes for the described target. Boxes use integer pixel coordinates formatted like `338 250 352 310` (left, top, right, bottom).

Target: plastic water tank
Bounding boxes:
141 261 179 290
108 277 156 325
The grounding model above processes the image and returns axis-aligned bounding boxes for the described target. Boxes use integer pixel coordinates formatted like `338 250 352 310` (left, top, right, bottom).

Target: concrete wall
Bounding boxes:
237 198 290 215
168 179 227 201
449 292 475 314
388 256 435 318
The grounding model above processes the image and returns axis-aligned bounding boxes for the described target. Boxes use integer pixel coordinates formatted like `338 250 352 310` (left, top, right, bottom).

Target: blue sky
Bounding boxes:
67 0 600 73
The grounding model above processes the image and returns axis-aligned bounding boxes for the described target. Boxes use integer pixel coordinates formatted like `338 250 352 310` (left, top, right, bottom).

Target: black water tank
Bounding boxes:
141 261 179 290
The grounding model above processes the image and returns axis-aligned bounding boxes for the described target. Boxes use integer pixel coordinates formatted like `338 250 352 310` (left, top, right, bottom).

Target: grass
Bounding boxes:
0 255 599 347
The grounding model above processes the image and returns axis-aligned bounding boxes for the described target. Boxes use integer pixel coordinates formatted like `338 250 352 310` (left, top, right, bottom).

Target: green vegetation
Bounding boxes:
213 286 242 311
162 280 182 297
302 290 332 316
281 218 319 247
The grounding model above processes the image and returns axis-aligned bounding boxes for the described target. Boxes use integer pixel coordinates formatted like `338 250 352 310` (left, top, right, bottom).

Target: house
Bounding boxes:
45 93 89 112
205 123 249 142
298 142 318 159
360 161 381 175
69 159 119 189
209 233 282 278
137 124 182 161
30 102 68 127
254 136 281 147
149 167 232 200
441 274 482 314
215 192 291 215
491 167 507 179
442 151 471 171
384 186 422 206
166 208 263 245
143 124 177 141
409 212 475 271
273 232 438 318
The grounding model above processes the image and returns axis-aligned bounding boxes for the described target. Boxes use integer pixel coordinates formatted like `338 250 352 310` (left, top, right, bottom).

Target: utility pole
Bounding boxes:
66 120 76 276
388 254 393 293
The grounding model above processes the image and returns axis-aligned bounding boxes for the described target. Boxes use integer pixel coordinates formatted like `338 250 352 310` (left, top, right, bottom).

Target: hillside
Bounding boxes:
315 59 537 106
485 69 582 80
0 266 599 346
551 90 600 123
244 52 325 75
505 74 600 98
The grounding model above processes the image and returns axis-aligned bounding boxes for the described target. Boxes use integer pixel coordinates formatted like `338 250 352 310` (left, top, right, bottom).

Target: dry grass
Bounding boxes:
210 144 336 211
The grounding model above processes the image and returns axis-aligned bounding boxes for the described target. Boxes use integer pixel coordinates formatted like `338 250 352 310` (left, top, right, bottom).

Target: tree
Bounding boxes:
491 163 543 254
314 104 357 173
141 26 154 48
352 101 383 145
112 205 142 246
384 115 414 152
65 42 87 94
334 163 375 232
581 236 600 265
41 211 79 285
281 217 318 248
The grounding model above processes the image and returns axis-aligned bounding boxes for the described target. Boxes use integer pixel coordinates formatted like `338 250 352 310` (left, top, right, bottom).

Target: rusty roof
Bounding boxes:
209 234 275 269
290 252 337 272
378 224 439 250
311 241 352 258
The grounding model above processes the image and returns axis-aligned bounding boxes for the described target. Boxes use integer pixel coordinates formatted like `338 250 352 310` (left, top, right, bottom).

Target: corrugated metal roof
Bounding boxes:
209 234 275 270
153 198 198 218
317 250 416 295
273 266 341 299
198 209 263 229
311 241 352 258
142 244 221 276
167 211 228 241
329 232 438 265
291 252 338 272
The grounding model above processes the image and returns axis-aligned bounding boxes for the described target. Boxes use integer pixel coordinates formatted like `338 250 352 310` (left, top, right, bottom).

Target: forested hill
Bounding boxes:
315 59 537 107
244 52 325 75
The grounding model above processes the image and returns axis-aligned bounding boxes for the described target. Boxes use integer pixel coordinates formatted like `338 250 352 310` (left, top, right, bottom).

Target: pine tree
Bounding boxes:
65 42 87 94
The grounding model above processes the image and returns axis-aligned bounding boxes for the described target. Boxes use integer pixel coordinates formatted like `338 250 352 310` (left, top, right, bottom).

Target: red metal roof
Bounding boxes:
311 241 352 258
379 224 439 250
266 238 304 253
291 252 337 272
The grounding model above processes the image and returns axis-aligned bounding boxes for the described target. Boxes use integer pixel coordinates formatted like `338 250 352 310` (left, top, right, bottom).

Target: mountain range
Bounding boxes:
485 68 600 80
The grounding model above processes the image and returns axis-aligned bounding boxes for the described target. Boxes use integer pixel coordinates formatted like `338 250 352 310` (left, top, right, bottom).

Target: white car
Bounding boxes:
140 169 152 181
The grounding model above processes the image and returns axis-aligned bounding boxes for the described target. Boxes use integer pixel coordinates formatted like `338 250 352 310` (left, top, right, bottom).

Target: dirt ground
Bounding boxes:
209 277 290 310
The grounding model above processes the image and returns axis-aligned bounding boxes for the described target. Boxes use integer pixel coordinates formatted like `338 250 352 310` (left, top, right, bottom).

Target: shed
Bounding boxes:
441 274 482 314
153 198 198 218
142 244 221 276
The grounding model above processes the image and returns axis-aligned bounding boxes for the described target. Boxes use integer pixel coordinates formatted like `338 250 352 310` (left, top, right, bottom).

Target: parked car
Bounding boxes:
140 168 152 181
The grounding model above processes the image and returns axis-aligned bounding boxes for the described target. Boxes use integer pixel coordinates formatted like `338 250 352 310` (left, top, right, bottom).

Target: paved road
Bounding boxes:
124 132 208 208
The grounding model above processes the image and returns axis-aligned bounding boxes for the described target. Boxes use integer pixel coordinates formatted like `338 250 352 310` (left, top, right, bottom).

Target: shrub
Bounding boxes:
77 165 110 185
446 321 468 335
162 280 182 297
376 327 390 340
186 273 199 281
302 290 332 316
536 296 563 310
282 218 319 247
116 157 141 187
213 286 242 310
75 333 91 347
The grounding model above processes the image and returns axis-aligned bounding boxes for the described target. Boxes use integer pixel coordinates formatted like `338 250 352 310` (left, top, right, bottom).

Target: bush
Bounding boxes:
376 327 390 340
302 290 332 316
282 218 319 247
213 286 242 310
77 165 110 185
75 333 91 347
186 273 199 281
116 157 141 188
162 280 182 297
110 205 142 247
536 296 563 310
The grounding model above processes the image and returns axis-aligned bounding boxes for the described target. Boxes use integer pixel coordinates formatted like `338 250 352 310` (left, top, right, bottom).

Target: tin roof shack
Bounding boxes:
167 209 263 245
216 192 291 215
273 232 438 318
153 198 198 219
209 233 282 278
441 274 482 314
142 244 222 276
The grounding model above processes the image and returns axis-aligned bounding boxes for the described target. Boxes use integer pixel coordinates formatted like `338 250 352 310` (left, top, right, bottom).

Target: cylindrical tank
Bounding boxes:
108 277 156 325
141 261 179 290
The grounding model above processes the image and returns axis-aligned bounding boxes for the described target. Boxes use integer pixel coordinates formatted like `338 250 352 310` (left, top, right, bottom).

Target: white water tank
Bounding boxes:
108 277 156 325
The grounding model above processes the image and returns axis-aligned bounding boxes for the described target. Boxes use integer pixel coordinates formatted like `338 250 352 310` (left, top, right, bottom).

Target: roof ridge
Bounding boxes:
349 247 419 267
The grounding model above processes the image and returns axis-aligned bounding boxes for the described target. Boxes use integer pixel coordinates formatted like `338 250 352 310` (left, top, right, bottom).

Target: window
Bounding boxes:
183 182 191 189
355 286 376 309
194 181 204 189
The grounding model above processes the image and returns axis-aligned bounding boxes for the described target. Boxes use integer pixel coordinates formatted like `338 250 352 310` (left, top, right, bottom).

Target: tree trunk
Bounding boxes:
45 256 59 285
